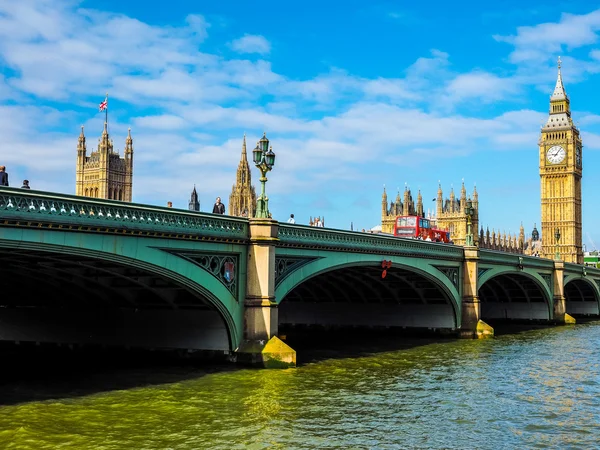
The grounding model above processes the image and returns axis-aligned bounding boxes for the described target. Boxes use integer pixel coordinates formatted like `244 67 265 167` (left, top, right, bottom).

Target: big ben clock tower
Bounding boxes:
539 57 583 263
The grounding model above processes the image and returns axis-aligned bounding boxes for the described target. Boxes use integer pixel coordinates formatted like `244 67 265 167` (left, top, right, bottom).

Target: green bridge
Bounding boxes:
0 187 598 367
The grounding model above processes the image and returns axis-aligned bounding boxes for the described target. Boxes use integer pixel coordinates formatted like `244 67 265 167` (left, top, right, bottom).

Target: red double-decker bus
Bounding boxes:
393 216 450 242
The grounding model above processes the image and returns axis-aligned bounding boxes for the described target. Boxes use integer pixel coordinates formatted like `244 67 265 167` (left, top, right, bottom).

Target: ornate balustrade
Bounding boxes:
278 224 465 260
0 187 248 241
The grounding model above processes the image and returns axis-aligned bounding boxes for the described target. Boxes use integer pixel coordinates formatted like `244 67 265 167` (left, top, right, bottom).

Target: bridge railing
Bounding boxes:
278 223 465 260
479 249 555 269
0 187 248 240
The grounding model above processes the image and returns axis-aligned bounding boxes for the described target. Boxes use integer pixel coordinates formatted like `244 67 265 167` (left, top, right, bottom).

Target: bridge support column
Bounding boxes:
235 219 296 368
552 261 576 324
459 247 493 339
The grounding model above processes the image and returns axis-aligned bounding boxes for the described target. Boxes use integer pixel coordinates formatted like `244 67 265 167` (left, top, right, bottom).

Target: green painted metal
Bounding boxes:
274 248 463 328
4 188 600 346
278 223 464 259
0 187 248 240
0 226 247 350
564 262 600 303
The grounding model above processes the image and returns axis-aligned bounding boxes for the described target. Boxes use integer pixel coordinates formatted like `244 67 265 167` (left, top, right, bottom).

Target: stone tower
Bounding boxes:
539 57 583 263
189 185 200 211
435 181 479 246
75 123 134 201
229 135 257 217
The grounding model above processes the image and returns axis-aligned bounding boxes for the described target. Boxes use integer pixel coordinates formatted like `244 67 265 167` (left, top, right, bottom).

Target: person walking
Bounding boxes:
0 166 8 186
212 197 225 214
21 180 30 189
287 214 295 224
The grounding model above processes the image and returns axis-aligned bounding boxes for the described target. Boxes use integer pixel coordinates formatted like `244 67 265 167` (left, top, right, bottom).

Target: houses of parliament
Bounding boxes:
74 60 584 263
381 58 583 263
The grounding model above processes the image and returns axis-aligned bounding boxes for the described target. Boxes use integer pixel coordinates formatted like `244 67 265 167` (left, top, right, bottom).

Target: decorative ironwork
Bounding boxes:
165 250 240 296
595 279 600 291
275 256 320 287
434 266 459 290
0 187 247 241
278 224 464 260
478 268 490 278
540 273 552 292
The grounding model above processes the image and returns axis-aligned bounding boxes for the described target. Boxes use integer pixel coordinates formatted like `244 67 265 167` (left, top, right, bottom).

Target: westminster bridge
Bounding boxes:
0 187 599 367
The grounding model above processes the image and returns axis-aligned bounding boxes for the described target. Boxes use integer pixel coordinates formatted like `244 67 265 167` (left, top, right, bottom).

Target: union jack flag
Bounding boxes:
99 97 108 111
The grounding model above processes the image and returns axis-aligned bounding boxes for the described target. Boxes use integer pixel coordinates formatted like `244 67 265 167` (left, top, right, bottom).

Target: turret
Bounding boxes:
189 185 200 211
460 180 467 212
518 223 525 249
436 182 443 218
76 125 87 196
123 127 134 202
416 189 423 217
449 186 455 213
382 185 388 218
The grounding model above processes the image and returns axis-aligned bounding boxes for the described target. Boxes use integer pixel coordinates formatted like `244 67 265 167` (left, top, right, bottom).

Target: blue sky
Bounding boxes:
1 1 600 246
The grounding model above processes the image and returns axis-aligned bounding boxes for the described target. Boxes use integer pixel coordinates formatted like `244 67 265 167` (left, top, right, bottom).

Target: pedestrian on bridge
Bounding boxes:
21 180 30 189
287 214 295 224
0 166 8 186
212 197 225 214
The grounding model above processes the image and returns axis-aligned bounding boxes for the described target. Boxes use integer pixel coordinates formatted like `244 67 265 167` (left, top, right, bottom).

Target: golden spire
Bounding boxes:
242 133 247 158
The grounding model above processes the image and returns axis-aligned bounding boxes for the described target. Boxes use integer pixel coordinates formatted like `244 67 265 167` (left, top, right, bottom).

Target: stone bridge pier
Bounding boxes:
235 219 296 368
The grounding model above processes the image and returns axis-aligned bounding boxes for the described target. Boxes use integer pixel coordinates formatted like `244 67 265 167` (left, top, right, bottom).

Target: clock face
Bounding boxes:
576 146 582 168
547 145 566 164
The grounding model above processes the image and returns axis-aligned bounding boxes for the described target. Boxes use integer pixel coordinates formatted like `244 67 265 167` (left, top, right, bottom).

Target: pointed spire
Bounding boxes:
102 121 108 135
551 56 567 100
125 127 133 154
77 125 86 153
242 133 247 158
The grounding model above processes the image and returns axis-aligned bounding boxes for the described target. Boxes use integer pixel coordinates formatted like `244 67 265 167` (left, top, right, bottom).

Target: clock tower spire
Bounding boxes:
539 57 583 263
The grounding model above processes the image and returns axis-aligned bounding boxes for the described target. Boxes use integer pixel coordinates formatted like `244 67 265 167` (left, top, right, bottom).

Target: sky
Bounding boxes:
1 1 600 247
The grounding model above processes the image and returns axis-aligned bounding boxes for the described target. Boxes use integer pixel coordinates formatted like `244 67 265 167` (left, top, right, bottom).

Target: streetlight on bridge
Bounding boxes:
252 132 276 219
555 227 561 260
465 198 475 247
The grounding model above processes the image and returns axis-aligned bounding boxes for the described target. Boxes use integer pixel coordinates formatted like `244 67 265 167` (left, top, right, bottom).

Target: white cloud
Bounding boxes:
495 9 600 64
229 34 271 55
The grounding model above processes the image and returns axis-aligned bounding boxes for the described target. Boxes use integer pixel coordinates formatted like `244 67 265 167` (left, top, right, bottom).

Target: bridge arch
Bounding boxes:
275 253 461 330
564 277 600 316
478 268 553 321
0 233 242 351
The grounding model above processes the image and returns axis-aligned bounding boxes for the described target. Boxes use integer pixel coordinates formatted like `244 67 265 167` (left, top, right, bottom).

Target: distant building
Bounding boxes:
435 182 479 246
75 123 133 201
381 181 479 246
189 185 200 211
229 135 257 217
381 186 424 234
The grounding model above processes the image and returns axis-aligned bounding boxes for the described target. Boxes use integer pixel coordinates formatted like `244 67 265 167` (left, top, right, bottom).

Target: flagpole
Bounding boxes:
105 92 108 130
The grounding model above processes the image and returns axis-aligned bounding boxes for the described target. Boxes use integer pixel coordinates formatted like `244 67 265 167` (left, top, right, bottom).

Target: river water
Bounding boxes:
0 322 599 449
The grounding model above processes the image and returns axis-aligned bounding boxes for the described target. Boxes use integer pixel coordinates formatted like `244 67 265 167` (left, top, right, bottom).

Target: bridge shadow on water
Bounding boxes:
0 329 454 406
0 343 239 407
282 326 457 366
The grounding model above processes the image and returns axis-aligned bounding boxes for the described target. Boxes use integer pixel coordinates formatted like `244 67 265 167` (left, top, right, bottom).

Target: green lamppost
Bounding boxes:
465 198 475 247
555 227 561 260
252 132 276 219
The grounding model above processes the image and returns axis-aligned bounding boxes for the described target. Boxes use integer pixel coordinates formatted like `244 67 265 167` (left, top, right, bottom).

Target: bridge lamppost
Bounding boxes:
555 227 561 260
465 198 475 247
252 132 276 219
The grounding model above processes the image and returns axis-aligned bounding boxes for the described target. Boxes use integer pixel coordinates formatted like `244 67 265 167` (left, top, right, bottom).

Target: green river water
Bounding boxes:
0 322 599 449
